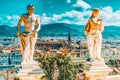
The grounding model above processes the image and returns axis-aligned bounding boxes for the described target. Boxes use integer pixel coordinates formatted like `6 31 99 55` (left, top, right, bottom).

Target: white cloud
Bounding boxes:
52 14 62 21
6 16 12 20
0 15 20 27
100 6 120 26
40 5 120 26
1 6 120 27
73 0 91 10
40 13 53 25
66 0 71 3
40 10 91 25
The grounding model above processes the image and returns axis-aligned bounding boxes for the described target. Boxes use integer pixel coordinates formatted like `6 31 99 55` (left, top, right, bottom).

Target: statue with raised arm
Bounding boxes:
84 9 104 62
17 5 40 64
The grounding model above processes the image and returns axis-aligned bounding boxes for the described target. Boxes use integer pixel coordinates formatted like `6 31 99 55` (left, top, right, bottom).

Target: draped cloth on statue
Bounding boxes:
84 17 104 61
18 32 37 64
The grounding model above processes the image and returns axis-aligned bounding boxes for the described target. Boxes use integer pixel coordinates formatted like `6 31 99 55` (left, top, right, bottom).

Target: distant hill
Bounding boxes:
38 23 85 38
0 23 120 39
0 25 16 37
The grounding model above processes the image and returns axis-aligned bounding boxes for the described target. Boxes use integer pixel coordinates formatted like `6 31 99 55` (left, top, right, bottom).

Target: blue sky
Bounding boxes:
0 0 120 26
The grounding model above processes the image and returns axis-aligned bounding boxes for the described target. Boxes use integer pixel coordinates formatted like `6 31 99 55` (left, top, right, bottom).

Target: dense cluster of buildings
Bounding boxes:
0 36 120 65
0 36 120 79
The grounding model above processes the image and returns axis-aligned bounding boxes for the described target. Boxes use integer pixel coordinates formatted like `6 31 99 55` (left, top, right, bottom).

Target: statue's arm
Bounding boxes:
99 19 104 32
92 18 104 32
84 20 90 35
17 15 24 35
35 15 41 32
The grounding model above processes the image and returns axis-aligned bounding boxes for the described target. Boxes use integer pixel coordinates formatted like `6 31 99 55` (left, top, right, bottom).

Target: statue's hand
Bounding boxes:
98 18 102 21
31 30 37 37
84 31 89 35
16 31 20 36
33 30 37 33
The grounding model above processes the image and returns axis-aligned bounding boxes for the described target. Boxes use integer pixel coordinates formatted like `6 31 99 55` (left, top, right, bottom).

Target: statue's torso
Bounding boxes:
22 14 38 32
89 17 101 35
89 18 100 31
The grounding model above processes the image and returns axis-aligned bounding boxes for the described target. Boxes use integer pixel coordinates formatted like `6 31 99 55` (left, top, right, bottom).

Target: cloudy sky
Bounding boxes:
0 0 120 26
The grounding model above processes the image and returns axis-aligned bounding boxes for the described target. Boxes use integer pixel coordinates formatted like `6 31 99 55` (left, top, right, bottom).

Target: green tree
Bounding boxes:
38 54 56 80
14 77 20 80
56 54 79 80
107 59 119 68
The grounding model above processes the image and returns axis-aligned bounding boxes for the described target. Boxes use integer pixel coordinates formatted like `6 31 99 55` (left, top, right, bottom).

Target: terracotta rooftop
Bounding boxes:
34 52 40 57
58 49 69 53
70 52 77 55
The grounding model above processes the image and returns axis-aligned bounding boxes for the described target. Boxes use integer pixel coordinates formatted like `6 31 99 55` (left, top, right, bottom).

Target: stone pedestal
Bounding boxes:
16 63 44 80
85 60 112 80
107 75 120 80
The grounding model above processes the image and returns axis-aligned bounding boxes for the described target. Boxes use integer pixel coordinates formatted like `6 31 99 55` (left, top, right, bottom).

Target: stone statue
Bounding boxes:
17 5 40 64
84 8 104 62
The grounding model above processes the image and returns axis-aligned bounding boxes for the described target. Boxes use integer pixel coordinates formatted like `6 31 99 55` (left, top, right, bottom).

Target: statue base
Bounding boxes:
106 75 120 80
84 60 112 80
16 63 44 80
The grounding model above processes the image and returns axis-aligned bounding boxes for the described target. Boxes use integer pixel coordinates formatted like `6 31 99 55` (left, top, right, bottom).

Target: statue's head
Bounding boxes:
27 5 34 15
91 8 99 18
